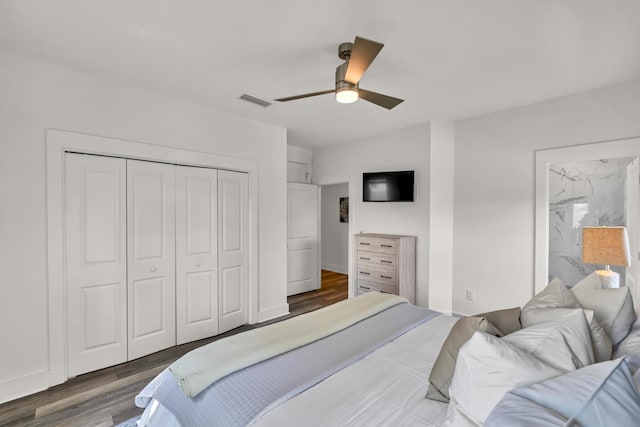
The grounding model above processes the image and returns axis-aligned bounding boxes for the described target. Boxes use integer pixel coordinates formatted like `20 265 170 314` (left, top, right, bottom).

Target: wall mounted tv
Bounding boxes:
363 170 414 202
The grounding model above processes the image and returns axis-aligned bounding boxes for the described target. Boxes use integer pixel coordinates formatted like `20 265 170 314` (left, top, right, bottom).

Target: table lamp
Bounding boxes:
581 226 631 288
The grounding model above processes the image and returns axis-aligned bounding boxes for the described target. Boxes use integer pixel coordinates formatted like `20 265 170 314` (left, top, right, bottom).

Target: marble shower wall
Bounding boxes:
549 157 634 287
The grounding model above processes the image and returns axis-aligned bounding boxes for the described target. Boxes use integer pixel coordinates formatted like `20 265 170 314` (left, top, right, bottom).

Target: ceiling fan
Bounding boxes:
274 36 404 110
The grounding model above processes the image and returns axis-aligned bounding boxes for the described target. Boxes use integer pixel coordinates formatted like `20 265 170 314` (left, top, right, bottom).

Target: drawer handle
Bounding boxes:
359 257 370 260
380 275 392 279
381 244 393 248
360 285 370 290
359 242 371 246
380 260 392 263
360 271 370 275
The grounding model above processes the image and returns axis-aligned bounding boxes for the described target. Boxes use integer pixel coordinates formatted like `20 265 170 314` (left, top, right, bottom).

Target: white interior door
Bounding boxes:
287 183 320 296
176 166 219 344
626 158 639 314
127 160 176 359
218 170 248 333
66 153 127 377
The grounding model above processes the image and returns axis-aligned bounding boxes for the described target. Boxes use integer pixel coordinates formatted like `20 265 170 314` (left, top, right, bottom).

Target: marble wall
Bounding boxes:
549 157 634 287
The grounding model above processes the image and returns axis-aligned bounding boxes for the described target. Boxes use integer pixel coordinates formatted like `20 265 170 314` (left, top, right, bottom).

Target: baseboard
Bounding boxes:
0 369 50 405
321 263 348 275
257 303 290 323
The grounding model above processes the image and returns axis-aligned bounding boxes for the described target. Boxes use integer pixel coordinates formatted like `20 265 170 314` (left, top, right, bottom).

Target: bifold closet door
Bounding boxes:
218 170 249 333
175 166 219 345
66 153 128 377
127 160 176 360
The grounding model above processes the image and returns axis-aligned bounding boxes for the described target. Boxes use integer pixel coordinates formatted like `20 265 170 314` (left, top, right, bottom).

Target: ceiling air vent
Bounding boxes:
239 94 271 107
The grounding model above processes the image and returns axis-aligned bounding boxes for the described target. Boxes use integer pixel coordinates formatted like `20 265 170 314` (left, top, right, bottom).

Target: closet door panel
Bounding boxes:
66 153 127 377
176 166 219 344
127 160 176 360
218 170 248 333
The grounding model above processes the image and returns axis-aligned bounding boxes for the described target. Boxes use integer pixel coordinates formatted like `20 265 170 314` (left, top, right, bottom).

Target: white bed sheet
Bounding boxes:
140 313 457 427
253 314 456 426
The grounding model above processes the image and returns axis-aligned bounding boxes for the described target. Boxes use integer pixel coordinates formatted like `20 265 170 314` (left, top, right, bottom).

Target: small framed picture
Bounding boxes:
339 197 349 223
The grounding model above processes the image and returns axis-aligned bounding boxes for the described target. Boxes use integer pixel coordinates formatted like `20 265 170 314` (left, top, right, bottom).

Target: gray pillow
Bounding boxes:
571 272 636 346
426 316 502 402
521 278 612 362
520 278 579 328
614 323 640 373
485 358 640 426
475 306 522 336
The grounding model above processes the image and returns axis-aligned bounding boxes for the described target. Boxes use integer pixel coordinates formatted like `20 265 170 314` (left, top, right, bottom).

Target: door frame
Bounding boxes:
46 129 258 386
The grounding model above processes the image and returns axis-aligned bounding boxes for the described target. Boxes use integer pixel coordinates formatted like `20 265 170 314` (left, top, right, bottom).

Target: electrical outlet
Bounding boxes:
465 289 475 302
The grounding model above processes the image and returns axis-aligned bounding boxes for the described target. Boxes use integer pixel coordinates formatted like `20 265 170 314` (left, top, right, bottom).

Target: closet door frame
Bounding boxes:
46 129 258 387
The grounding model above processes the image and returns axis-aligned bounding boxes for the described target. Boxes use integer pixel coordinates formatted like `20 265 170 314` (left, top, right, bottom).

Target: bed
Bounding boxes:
135 275 640 427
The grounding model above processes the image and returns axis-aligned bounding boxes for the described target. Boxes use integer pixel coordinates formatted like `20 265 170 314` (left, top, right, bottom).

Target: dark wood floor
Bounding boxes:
0 271 348 427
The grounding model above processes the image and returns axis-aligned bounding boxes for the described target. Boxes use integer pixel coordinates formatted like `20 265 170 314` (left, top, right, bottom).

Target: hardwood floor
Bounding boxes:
0 271 348 427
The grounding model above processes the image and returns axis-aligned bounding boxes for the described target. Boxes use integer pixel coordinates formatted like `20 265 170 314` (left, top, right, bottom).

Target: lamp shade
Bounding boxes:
582 226 631 267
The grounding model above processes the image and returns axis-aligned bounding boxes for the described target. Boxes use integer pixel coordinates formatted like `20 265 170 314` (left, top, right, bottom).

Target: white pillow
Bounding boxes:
571 272 636 346
519 307 611 363
445 332 567 426
485 358 640 426
503 308 594 370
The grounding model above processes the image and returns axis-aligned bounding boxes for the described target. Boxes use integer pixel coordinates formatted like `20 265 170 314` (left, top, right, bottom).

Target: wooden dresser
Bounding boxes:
354 233 416 304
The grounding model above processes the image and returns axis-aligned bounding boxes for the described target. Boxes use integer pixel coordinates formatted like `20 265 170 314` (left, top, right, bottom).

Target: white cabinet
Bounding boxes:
354 234 416 304
65 154 248 376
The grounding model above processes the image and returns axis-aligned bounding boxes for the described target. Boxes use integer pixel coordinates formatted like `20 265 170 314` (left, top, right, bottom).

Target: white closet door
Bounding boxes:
175 166 219 344
218 170 249 333
127 160 176 360
287 183 320 296
66 153 127 377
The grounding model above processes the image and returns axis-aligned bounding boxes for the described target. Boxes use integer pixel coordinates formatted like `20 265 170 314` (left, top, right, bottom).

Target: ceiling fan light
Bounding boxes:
336 88 358 104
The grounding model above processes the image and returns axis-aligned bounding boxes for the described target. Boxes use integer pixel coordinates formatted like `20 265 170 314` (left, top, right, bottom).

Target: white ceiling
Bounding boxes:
1 0 639 148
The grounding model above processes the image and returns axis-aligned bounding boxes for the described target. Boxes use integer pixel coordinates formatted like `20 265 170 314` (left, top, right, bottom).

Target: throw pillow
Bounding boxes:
571 272 636 346
445 332 568 426
520 278 579 328
485 358 640 427
521 277 612 362
425 316 502 403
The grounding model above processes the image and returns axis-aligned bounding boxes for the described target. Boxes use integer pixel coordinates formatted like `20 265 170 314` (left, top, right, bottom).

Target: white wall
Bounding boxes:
313 123 431 307
0 51 288 402
321 183 349 274
453 78 640 315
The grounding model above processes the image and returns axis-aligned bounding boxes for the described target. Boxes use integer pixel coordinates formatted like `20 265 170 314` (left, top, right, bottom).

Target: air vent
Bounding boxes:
239 94 271 107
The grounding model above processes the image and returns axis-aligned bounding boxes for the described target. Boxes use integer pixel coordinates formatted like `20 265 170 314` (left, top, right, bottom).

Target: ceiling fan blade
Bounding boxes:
358 89 404 110
274 89 335 102
344 36 384 85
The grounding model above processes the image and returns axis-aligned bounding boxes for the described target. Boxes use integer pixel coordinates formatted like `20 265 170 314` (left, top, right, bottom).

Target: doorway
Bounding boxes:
321 183 350 279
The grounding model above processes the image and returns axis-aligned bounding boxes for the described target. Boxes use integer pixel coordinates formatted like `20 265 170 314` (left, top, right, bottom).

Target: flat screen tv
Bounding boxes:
363 170 414 202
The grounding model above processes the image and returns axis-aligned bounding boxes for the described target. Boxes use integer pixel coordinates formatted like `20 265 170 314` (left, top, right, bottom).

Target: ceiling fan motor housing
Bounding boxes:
335 62 357 90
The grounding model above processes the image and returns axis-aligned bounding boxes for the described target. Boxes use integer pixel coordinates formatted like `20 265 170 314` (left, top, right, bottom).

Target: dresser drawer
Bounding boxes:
356 236 398 254
356 267 397 287
356 251 396 268
356 280 398 296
